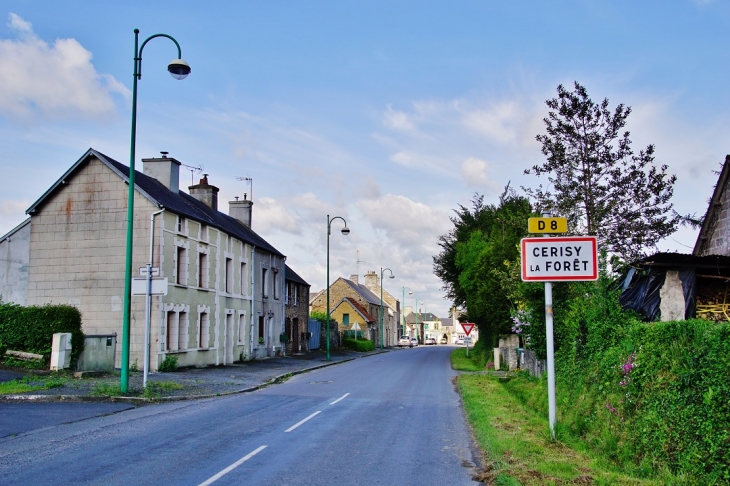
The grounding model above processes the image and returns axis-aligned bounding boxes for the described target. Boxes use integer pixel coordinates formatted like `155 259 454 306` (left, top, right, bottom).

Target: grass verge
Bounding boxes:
458 373 665 485
0 375 66 395
451 347 485 371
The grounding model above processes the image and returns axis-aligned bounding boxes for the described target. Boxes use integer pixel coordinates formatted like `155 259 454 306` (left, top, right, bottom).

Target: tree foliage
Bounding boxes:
434 186 533 345
524 81 679 262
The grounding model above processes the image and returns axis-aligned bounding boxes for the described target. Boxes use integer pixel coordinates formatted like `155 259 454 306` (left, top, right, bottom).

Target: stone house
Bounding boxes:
362 270 400 347
329 297 375 339
4 148 301 370
284 264 310 354
405 310 440 344
310 274 399 345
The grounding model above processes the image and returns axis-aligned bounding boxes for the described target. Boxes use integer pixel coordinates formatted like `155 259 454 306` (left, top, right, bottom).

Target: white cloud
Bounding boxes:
383 104 415 131
0 13 129 121
461 157 501 191
252 196 300 234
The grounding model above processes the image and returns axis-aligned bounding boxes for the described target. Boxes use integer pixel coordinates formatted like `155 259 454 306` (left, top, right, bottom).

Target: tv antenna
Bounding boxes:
235 177 253 202
356 249 368 279
181 163 204 186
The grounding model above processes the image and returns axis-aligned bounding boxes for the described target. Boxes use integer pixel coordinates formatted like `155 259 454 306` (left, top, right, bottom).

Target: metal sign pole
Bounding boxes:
545 280 556 438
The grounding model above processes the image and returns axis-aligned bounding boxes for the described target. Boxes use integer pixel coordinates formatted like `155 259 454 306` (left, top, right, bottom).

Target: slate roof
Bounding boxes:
440 317 454 328
285 264 309 286
405 311 440 324
26 148 284 257
341 277 382 305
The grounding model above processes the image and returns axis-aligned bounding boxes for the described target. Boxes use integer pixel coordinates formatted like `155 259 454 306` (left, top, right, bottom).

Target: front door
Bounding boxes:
225 314 234 364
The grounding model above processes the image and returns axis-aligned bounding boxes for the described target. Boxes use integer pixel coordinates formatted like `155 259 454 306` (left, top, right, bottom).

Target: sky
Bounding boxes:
1 1 729 319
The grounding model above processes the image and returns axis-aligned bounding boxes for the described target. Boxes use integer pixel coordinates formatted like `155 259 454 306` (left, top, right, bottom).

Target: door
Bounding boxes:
225 314 234 364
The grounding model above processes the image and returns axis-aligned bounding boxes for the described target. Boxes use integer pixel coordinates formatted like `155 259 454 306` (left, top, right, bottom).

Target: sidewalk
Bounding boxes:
0 348 392 403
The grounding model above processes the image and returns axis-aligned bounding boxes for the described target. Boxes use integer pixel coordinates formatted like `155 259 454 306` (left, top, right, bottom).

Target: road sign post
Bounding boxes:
521 228 597 439
461 322 475 357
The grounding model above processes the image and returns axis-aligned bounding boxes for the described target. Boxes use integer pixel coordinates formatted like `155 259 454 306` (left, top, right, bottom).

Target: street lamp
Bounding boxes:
326 215 350 360
121 29 191 393
379 268 395 350
414 298 423 343
401 287 412 337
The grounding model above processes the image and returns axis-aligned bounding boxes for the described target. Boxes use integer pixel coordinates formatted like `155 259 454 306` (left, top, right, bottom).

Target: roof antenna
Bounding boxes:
356 249 368 279
235 176 253 202
181 163 204 186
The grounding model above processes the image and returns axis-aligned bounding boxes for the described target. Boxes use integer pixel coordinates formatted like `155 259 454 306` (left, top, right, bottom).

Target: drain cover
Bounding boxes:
309 380 333 384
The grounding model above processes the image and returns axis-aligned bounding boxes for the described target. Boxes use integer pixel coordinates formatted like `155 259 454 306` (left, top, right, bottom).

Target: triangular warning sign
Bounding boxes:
461 322 475 336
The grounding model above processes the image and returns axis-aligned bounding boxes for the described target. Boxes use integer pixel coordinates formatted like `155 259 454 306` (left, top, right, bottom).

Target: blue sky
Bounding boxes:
1 1 729 317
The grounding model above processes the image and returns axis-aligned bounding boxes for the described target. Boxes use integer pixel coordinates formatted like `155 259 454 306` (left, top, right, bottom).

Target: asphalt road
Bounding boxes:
0 345 481 485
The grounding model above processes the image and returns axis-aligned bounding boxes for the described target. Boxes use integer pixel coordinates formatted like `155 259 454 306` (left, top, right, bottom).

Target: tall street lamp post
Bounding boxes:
379 268 395 350
414 298 423 343
326 215 350 360
121 29 191 393
401 286 412 337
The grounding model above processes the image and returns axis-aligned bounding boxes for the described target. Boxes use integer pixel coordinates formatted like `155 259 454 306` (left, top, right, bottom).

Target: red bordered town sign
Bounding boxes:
521 236 598 282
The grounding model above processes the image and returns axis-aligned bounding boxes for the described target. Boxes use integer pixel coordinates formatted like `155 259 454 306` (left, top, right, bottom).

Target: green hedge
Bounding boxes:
0 302 84 367
342 337 375 352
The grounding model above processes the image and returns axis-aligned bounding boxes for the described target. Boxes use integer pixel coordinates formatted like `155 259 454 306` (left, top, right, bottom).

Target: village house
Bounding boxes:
0 148 309 370
284 264 311 354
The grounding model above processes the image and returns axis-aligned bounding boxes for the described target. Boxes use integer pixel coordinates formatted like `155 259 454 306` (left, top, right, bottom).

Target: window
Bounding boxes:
199 312 210 348
176 246 188 285
262 268 269 298
178 312 188 350
343 313 350 326
225 258 233 294
198 252 209 288
240 262 247 295
166 311 178 351
258 316 265 344
176 216 186 234
227 236 233 253
273 271 280 299
200 224 208 242
238 313 246 344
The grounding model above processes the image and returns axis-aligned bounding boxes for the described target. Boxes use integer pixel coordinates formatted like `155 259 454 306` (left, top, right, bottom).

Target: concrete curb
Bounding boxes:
0 354 378 404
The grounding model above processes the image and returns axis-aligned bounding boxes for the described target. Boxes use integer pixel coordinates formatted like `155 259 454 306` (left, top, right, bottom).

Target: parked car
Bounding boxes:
440 337 448 344
398 336 411 347
424 337 437 345
410 338 419 347
455 337 465 345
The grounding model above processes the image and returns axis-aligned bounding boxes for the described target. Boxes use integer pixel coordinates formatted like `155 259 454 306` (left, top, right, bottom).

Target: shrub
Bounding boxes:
158 354 178 372
0 302 84 367
342 337 375 352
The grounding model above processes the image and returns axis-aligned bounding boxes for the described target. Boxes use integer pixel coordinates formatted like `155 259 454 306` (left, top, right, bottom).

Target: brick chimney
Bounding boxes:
349 274 359 284
229 193 253 228
364 270 379 290
142 152 181 193
189 174 220 211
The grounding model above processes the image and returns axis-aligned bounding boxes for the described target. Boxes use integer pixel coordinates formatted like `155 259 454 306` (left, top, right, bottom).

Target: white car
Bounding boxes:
410 338 419 347
455 338 465 345
398 336 411 347
424 337 437 345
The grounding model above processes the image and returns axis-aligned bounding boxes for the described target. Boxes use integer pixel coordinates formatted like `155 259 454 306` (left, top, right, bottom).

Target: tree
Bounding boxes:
434 185 533 345
524 82 679 262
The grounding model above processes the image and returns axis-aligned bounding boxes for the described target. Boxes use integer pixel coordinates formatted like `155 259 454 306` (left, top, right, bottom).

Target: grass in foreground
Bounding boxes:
450 348 485 371
0 375 66 395
458 373 665 485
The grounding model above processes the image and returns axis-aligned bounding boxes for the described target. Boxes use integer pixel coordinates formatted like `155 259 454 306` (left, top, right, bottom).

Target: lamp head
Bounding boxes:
408 291 412 295
341 226 350 236
168 59 191 80
389 275 395 279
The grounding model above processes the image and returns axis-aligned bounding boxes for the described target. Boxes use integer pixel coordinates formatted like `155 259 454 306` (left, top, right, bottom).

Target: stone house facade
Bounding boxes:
284 264 310 354
329 297 375 339
9 148 299 370
362 270 400 347
310 274 398 345
694 154 730 256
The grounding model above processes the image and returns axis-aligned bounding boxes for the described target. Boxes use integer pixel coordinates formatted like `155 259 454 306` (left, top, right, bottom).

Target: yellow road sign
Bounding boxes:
528 217 568 234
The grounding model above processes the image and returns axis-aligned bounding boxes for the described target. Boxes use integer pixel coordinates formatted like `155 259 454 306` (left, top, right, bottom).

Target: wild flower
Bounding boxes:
606 402 618 416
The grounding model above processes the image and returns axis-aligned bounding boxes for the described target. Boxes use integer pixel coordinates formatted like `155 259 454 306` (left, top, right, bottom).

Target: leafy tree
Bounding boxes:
434 186 533 345
524 81 679 262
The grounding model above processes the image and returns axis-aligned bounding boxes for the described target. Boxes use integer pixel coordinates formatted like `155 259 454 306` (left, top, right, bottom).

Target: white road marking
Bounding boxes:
330 393 350 405
198 445 267 486
285 411 321 432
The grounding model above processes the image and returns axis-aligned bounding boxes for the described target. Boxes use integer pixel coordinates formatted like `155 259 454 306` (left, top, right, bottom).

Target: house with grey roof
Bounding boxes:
309 273 401 346
4 148 303 370
284 264 310 354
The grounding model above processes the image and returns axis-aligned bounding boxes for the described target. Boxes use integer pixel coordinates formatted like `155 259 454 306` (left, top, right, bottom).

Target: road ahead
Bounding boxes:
0 346 481 485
